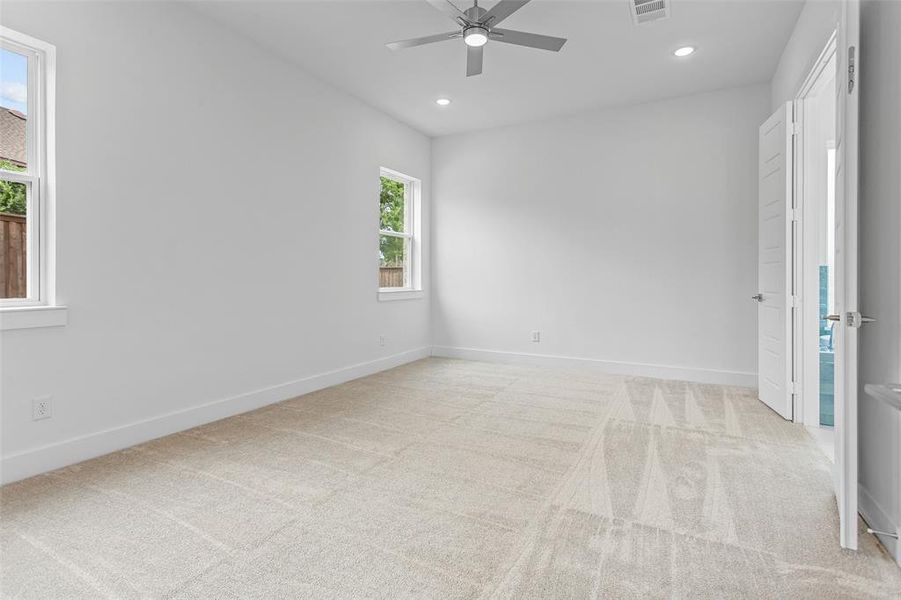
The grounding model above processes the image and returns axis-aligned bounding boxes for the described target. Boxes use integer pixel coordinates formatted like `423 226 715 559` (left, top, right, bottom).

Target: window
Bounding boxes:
378 167 421 300
0 27 63 329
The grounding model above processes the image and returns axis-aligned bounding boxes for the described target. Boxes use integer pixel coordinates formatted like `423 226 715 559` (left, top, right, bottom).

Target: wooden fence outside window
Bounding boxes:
379 266 404 288
0 212 26 299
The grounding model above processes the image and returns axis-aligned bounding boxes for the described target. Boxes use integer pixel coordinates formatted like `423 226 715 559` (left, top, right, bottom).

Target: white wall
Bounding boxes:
770 0 840 109
0 1 430 482
431 85 770 384
859 0 901 562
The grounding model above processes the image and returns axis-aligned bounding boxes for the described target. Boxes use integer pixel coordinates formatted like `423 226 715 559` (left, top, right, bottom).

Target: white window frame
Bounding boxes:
0 27 65 330
378 167 422 301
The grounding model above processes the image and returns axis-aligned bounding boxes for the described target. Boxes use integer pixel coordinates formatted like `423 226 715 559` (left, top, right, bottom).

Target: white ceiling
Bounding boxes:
190 0 804 137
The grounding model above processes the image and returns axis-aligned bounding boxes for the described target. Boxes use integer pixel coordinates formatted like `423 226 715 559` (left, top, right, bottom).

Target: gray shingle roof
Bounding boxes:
0 107 26 167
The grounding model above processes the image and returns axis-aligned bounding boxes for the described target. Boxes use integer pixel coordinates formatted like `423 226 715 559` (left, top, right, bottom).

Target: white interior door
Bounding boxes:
757 102 794 421
832 0 861 551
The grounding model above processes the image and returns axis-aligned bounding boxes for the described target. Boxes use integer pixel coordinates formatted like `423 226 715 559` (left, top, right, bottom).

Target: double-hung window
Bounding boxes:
378 167 421 300
1 27 62 329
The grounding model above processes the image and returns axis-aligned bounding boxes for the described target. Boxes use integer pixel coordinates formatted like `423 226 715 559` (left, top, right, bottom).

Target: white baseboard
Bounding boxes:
430 346 758 387
859 483 900 566
0 346 431 485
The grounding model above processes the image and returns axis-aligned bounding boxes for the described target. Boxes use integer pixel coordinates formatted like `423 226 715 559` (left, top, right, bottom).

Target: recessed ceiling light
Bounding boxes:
674 46 696 57
436 98 452 106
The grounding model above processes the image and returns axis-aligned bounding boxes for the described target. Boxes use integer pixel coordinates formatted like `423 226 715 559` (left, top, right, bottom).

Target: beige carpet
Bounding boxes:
1 358 899 599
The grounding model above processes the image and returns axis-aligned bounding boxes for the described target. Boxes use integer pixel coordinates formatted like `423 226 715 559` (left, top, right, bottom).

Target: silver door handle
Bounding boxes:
826 313 876 325
751 294 764 302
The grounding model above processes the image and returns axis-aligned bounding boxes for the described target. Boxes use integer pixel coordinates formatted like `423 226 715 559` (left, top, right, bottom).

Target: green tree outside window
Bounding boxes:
0 160 26 215
380 176 406 266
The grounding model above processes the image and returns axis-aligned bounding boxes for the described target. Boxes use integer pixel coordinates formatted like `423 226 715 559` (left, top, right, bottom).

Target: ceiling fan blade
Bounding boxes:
466 45 483 77
489 28 567 52
481 0 530 26
386 31 460 51
425 0 469 22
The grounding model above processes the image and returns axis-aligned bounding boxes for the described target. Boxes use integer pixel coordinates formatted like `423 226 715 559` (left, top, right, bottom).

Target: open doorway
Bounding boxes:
795 35 837 460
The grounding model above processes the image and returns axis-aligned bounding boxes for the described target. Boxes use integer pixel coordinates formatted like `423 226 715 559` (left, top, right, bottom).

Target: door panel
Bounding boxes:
833 0 860 551
757 103 794 420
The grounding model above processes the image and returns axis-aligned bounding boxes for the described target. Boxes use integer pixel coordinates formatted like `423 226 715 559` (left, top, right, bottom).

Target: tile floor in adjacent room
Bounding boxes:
2 358 899 599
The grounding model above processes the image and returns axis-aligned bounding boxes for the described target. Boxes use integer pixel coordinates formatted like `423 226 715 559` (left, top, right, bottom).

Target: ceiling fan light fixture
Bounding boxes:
463 26 489 47
386 1 568 77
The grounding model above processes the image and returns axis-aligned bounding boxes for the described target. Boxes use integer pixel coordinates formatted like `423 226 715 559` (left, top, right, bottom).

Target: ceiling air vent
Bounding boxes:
629 0 670 25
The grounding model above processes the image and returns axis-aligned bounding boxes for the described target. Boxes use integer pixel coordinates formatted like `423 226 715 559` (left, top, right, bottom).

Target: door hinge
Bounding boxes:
791 121 802 136
848 46 856 94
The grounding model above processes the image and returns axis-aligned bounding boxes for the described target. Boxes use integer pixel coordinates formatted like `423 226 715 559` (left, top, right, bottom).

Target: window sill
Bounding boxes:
0 305 68 331
378 289 424 302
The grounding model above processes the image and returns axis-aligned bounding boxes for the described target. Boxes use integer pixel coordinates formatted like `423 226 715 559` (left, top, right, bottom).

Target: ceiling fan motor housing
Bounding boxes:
464 4 488 22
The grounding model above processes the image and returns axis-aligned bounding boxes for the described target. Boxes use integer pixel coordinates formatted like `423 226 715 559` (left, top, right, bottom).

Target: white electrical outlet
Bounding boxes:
32 396 52 421
531 330 541 343
379 335 386 347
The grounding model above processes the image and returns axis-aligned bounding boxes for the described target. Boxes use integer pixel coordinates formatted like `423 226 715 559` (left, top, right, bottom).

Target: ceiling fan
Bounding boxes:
386 0 567 77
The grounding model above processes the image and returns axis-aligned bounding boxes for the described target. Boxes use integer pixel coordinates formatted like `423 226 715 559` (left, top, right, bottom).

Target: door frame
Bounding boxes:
792 31 838 429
